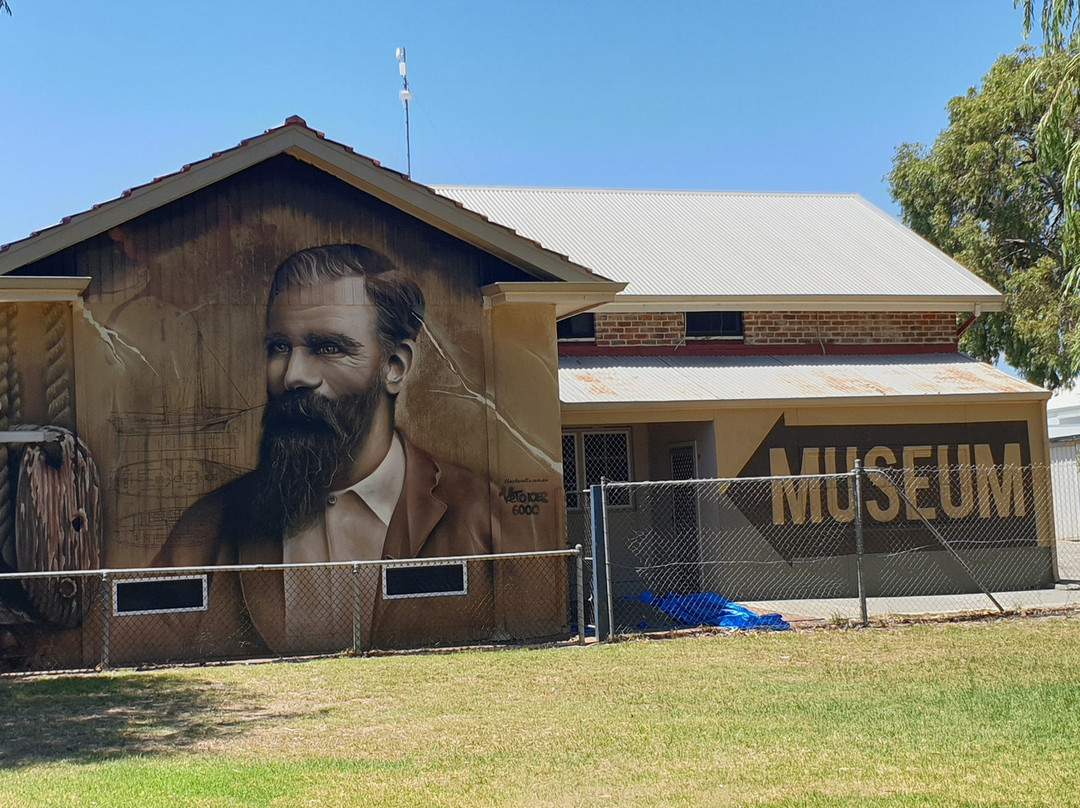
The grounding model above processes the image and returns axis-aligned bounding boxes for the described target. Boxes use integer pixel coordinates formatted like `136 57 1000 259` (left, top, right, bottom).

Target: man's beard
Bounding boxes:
252 381 384 535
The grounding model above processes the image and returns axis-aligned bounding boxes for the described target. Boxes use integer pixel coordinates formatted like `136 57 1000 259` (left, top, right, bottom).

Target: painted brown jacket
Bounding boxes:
146 436 509 659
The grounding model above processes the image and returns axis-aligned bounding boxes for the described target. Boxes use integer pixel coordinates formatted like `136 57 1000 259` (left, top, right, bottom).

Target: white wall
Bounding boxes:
1051 441 1080 542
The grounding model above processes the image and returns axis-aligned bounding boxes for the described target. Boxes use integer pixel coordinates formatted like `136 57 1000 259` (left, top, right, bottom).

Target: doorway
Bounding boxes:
667 443 701 593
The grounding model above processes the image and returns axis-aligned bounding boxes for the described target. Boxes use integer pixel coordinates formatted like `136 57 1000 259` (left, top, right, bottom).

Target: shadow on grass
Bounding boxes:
0 672 293 767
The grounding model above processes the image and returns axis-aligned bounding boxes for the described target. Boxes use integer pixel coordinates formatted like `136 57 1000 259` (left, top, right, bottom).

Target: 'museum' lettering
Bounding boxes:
769 443 1026 526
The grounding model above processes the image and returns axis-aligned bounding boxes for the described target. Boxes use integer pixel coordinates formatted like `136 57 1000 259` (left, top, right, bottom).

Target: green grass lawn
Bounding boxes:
2 617 1079 807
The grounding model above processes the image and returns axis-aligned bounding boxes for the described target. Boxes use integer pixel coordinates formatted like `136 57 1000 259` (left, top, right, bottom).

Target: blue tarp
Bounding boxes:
635 591 789 631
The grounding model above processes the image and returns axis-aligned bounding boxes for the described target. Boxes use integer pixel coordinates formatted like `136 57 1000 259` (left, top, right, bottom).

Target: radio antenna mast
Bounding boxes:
395 47 413 178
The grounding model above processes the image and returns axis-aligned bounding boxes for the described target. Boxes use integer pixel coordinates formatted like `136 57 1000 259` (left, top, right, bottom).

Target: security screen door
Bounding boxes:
668 444 701 593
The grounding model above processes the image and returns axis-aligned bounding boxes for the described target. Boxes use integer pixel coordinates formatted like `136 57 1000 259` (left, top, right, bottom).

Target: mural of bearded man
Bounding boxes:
154 244 499 652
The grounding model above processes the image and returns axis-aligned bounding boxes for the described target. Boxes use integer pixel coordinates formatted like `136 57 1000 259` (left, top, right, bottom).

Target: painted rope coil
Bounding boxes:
15 426 101 629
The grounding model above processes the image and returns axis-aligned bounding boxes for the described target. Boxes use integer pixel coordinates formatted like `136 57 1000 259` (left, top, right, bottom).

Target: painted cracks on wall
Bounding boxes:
421 323 560 473
76 303 157 377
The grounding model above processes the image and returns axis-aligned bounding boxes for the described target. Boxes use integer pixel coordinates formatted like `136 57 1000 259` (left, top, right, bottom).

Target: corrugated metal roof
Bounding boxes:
1050 425 1080 442
559 354 1043 406
434 187 1001 304
1048 387 1080 417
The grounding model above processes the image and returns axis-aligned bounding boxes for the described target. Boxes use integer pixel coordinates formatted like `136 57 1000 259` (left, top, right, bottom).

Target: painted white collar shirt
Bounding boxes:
283 432 406 563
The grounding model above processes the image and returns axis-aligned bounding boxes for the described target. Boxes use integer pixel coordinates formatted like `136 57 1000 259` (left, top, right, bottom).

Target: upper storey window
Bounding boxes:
557 313 596 341
685 311 743 340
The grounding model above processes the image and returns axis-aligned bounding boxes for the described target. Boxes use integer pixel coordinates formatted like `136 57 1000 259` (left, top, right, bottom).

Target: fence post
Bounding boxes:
100 572 111 669
853 459 868 626
574 544 586 645
590 483 612 641
351 563 362 655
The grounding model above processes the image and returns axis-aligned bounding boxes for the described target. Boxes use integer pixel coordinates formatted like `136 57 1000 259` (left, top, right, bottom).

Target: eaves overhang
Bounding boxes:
482 281 626 319
0 118 602 286
0 276 91 302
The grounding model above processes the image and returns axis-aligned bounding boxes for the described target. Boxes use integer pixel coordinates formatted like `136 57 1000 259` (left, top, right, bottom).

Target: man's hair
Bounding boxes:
268 244 425 356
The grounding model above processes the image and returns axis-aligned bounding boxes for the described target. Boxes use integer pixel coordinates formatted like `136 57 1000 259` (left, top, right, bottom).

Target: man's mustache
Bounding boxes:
263 391 352 434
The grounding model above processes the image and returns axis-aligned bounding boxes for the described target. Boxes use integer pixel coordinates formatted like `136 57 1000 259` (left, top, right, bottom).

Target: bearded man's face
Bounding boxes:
254 277 391 532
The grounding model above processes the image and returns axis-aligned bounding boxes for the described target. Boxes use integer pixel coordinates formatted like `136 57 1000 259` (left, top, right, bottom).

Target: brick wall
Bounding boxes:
595 312 686 346
582 311 957 348
743 311 956 346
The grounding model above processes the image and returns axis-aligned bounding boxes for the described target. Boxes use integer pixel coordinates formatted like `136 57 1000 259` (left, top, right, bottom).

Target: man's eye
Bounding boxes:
267 342 291 355
314 343 344 356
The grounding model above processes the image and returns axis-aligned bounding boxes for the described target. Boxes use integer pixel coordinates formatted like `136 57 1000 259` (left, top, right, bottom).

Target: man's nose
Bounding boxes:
282 349 322 391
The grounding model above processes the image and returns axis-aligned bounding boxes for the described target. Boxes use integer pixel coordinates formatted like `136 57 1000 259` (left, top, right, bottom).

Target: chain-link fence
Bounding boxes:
575 463 1078 638
0 549 585 672
6 460 1072 670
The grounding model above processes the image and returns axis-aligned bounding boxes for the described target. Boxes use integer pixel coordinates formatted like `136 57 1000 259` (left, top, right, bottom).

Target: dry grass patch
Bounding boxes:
1 618 1079 806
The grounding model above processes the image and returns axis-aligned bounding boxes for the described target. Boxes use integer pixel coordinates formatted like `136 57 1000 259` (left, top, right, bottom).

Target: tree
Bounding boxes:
889 48 1080 389
1016 1 1080 292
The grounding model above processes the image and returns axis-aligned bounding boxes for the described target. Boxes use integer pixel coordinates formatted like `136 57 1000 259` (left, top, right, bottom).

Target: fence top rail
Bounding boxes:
595 473 854 489
0 548 581 581
588 462 1046 491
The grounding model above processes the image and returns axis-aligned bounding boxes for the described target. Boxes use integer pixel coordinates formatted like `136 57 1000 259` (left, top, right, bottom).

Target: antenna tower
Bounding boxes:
395 47 413 177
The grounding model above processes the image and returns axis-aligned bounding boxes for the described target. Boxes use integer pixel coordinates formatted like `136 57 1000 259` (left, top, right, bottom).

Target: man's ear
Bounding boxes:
383 339 415 395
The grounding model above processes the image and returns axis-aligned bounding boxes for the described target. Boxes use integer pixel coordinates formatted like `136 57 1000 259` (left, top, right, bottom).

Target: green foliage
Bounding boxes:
889 49 1080 388
1019 0 1080 50
1016 2 1080 297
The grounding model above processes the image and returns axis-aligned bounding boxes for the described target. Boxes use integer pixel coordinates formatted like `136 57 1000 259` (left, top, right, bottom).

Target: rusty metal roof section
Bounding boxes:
0 118 606 286
434 186 1003 311
558 354 1045 407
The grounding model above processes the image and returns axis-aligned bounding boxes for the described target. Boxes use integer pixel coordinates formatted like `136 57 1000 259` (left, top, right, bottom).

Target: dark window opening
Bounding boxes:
384 562 467 598
685 311 744 339
563 429 632 509
557 313 596 341
114 576 207 615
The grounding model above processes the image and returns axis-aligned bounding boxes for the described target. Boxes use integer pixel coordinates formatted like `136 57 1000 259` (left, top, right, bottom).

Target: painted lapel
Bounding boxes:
237 524 287 652
383 435 447 560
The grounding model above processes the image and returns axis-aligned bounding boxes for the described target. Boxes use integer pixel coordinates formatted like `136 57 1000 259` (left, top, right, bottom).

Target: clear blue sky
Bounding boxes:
0 1 1037 246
